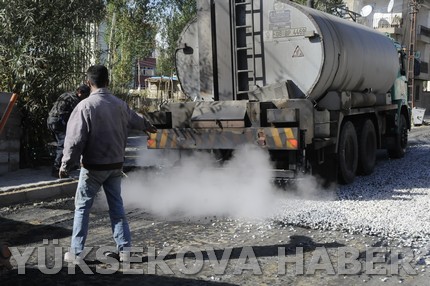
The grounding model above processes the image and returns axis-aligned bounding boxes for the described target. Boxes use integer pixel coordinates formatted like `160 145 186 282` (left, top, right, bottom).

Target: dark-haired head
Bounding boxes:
86 65 109 88
76 84 90 98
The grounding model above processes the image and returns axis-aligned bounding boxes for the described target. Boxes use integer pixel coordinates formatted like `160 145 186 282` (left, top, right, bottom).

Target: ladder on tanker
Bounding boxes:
232 0 263 99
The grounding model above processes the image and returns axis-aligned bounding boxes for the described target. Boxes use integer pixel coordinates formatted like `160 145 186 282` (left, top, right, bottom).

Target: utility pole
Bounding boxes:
407 0 418 108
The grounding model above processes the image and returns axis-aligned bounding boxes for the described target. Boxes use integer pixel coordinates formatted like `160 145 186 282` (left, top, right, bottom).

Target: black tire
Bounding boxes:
358 120 377 175
338 121 358 184
388 114 408 159
212 149 233 164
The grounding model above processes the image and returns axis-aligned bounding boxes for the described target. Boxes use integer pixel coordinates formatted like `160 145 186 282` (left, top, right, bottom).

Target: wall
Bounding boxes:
135 58 156 89
415 91 430 115
0 92 21 175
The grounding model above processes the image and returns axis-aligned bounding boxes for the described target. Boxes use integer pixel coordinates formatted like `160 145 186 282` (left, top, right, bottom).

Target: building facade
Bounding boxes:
344 0 430 112
134 57 157 89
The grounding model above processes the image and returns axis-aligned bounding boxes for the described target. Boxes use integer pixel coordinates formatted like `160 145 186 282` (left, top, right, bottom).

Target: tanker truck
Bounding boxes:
147 0 410 184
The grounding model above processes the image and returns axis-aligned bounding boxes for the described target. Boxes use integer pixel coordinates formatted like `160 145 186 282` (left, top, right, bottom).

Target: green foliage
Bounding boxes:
150 0 196 76
0 0 105 166
0 0 355 168
152 0 347 77
105 0 156 92
294 0 346 13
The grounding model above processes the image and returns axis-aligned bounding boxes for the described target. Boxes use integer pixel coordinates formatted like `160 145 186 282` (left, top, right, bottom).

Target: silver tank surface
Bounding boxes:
177 0 400 102
263 1 399 101
176 18 200 101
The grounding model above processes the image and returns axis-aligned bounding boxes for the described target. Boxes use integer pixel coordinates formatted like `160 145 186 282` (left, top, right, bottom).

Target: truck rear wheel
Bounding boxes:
338 121 358 184
387 113 408 159
358 119 376 175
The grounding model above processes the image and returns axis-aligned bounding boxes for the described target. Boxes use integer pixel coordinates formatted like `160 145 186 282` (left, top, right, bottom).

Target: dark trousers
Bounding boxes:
52 129 66 170
47 117 66 171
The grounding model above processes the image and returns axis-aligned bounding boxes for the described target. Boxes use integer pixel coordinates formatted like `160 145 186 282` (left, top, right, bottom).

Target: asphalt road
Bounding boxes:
1 125 430 285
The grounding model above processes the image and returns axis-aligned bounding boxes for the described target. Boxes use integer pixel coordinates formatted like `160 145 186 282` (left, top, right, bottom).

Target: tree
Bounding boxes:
0 0 105 166
151 0 346 77
295 0 346 13
150 0 196 76
105 0 156 91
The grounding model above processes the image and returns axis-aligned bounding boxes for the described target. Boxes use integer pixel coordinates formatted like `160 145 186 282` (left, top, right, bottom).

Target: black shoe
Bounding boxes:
104 251 130 262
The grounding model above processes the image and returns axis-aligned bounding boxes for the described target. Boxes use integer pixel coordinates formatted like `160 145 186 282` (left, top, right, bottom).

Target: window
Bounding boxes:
420 61 428 74
141 67 155 76
422 81 430 92
415 84 420 101
420 25 430 38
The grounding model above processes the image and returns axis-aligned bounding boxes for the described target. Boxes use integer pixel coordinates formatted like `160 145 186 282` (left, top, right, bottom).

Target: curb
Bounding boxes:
0 180 78 207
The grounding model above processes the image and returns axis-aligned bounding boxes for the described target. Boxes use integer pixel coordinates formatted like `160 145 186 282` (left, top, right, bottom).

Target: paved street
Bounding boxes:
1 126 430 285
1 197 429 285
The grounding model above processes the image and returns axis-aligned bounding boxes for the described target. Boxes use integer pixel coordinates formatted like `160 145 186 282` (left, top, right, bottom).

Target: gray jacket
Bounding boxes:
61 88 152 171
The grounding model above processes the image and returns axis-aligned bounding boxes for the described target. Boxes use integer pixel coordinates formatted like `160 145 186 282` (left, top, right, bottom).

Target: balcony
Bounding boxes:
417 25 430 44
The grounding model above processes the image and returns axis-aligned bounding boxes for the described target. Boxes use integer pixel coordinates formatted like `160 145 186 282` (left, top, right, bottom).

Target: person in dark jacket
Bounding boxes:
61 65 156 264
47 85 90 177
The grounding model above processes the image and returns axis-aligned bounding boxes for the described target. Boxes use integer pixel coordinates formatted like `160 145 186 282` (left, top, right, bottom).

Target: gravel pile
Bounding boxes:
275 127 430 249
129 126 430 250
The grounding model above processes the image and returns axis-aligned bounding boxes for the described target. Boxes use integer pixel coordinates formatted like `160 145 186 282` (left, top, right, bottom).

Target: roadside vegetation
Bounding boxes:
0 0 192 166
0 0 341 167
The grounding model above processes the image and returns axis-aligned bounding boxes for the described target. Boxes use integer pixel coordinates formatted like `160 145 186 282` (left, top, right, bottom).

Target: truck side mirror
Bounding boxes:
182 44 194 55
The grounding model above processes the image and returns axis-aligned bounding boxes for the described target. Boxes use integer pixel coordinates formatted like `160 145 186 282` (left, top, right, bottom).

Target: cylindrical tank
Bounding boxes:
176 0 400 102
263 1 399 101
176 18 200 101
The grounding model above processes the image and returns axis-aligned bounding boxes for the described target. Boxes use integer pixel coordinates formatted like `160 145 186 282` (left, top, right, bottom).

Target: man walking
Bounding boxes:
47 84 90 177
61 65 156 264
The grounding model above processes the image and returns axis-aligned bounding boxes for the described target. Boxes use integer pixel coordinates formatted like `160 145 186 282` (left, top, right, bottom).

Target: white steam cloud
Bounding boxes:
120 143 332 220
122 145 281 219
